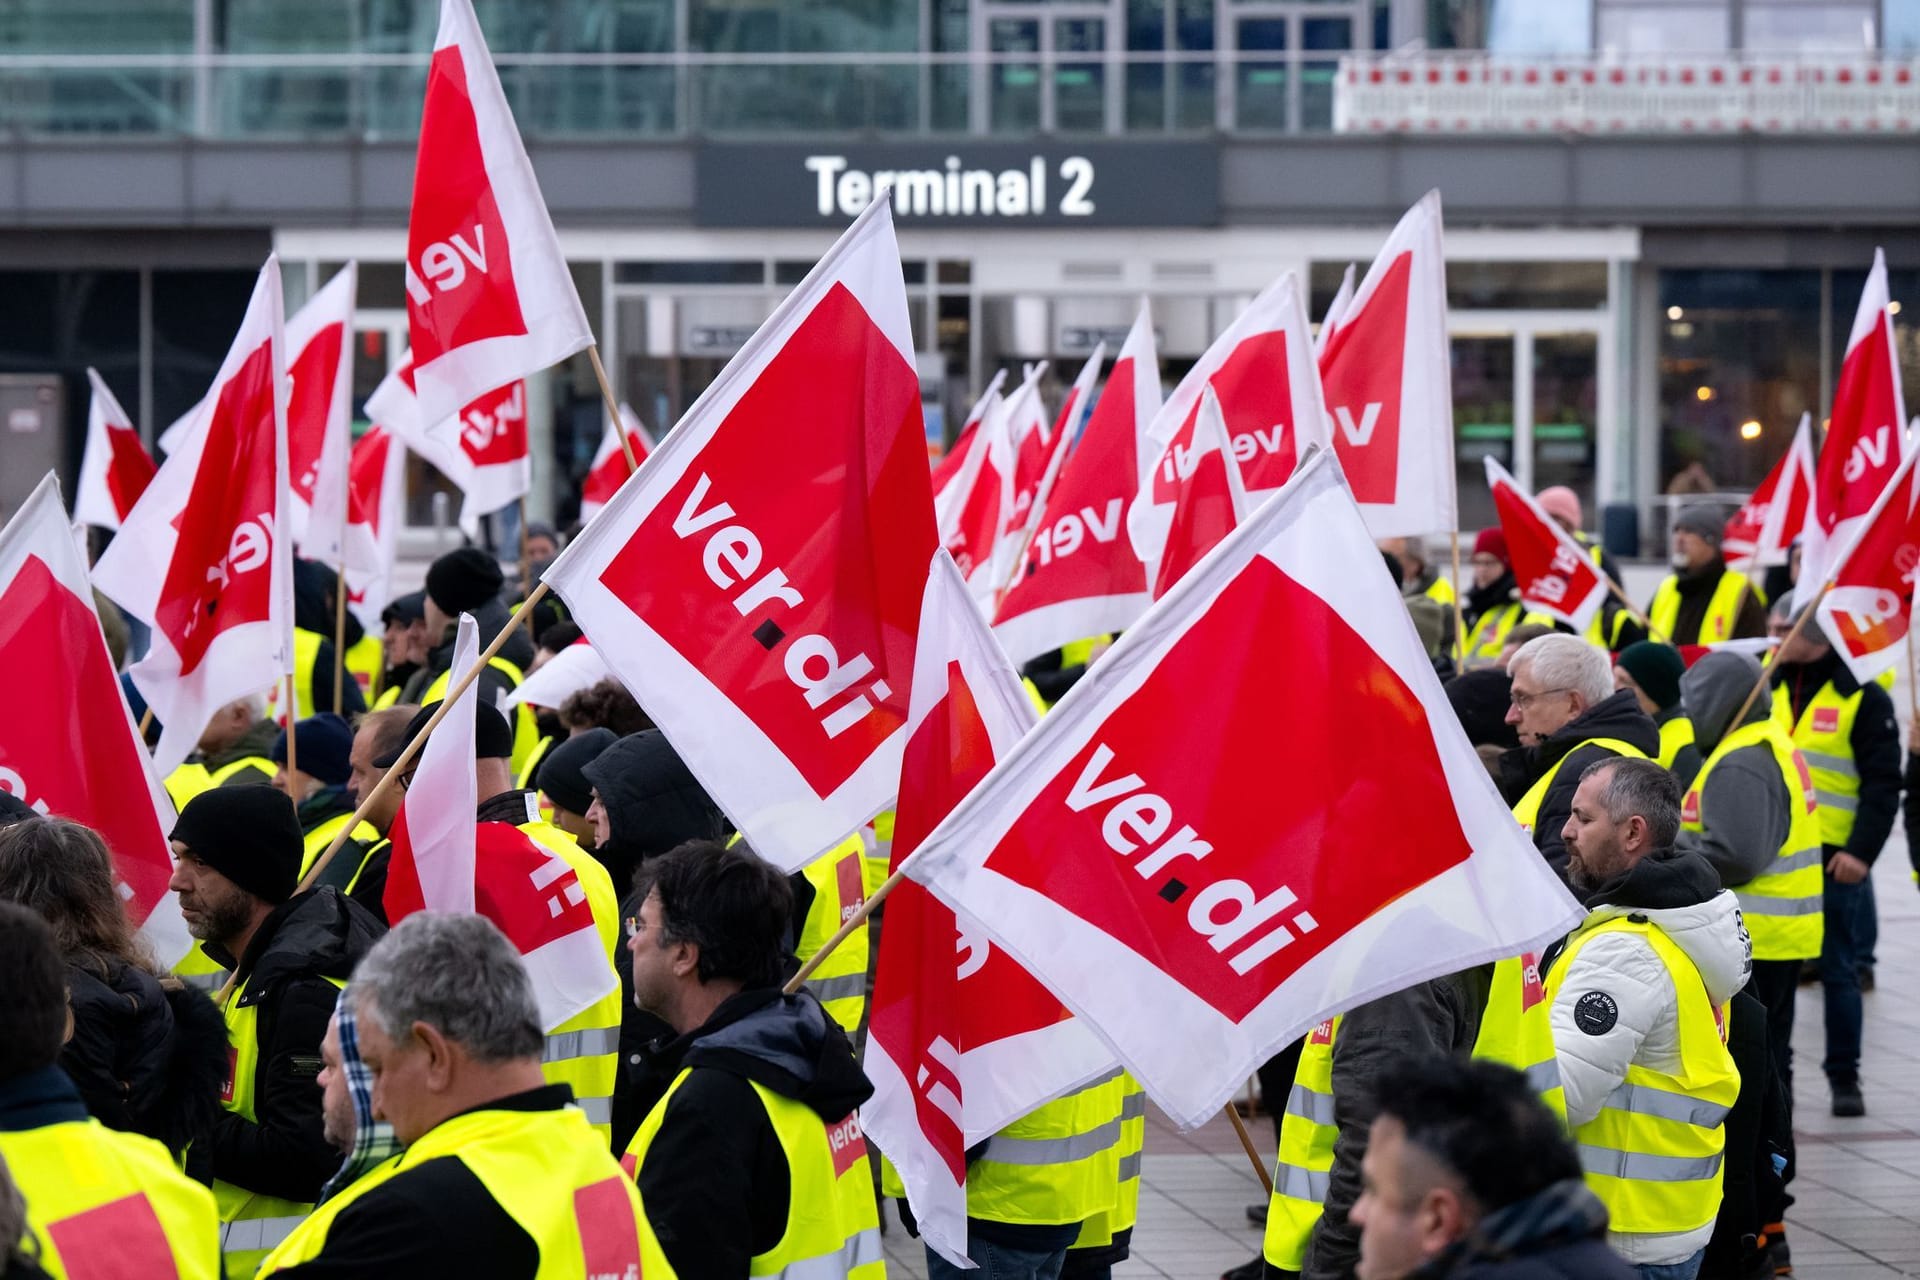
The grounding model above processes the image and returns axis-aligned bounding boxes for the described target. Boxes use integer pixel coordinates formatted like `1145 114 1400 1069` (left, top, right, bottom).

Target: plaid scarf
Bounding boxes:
320 986 403 1202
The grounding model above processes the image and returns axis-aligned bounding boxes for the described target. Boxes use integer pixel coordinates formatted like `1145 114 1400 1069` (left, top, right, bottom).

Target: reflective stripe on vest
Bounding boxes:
1771 681 1864 847
969 1071 1122 1227
257 1101 652 1276
519 819 623 1144
1464 601 1523 661
0 1118 223 1280
1473 953 1567 1121
627 1069 884 1279
1262 1017 1339 1271
1649 570 1754 645
1544 915 1738 1237
1512 737 1649 833
798 835 871 1035
1071 1072 1146 1254
1683 718 1823 960
1657 716 1695 771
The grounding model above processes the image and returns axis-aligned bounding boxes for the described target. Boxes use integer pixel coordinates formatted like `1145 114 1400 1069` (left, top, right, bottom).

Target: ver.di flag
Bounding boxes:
1814 447 1920 686
867 552 1119 1267
933 370 1007 531
1723 413 1815 572
384 614 618 1030
905 449 1583 1127
0 474 191 967
1153 387 1250 600
996 315 1160 667
1314 264 1356 360
580 404 655 522
946 366 1044 605
542 197 937 872
404 0 594 428
1799 249 1908 610
340 426 409 639
992 344 1106 605
1485 458 1609 632
1319 191 1456 538
73 368 157 531
1129 272 1329 567
93 257 294 777
367 350 530 533
285 263 359 563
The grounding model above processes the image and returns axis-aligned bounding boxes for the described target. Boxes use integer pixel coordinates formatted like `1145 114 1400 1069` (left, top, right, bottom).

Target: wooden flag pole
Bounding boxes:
1449 529 1468 661
293 583 552 895
784 860 910 994
1603 572 1662 642
283 671 298 783
137 707 155 741
518 496 536 643
587 345 641 473
1726 581 1829 733
332 559 348 716
1225 1103 1275 1194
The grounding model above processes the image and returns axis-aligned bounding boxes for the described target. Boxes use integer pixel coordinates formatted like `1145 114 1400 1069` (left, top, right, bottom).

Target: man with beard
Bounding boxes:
1547 759 1750 1279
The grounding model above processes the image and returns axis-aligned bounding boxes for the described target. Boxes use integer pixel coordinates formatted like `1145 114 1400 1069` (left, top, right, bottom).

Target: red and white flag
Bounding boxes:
285 263 359 563
1153 388 1250 600
932 371 1007 529
1799 249 1908 610
1006 364 1055 537
1129 272 1329 566
905 449 1583 1127
1723 413 1815 572
580 404 654 523
506 639 611 713
0 474 190 966
996 310 1159 666
1814 449 1920 686
93 257 293 776
404 0 593 429
867 552 1118 1267
341 426 409 637
368 351 530 531
1319 191 1456 539
542 199 937 872
73 370 157 531
384 614 617 1029
1485 458 1609 632
947 369 1043 605
1315 264 1357 361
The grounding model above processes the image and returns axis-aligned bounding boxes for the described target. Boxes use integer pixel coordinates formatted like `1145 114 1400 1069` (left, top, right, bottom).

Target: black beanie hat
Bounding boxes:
381 590 426 627
271 713 356 787
536 728 616 816
374 700 515 768
425 548 505 616
1444 668 1521 750
170 787 304 905
1615 641 1686 712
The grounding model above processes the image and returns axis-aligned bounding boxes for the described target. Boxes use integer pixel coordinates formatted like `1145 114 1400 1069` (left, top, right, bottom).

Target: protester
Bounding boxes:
1550 758 1748 1278
580 729 728 1149
1495 623 1556 669
373 592 430 710
1769 606 1899 1117
1380 535 1454 608
1461 530 1533 663
382 699 624 1143
1348 1056 1633 1280
0 1152 50 1280
1497 634 1660 878
254 914 647 1276
1065 1072 1148 1280
167 786 385 1275
1647 507 1766 645
525 522 561 563
401 547 539 775
338 704 420 921
312 1005 399 1204
559 678 653 738
0 902 222 1278
290 559 370 720
535 726 615 846
1536 485 1625 590
272 713 380 889
622 839 882 1277
1673 651 1823 1101
1613 642 1703 787
528 620 583 675
164 692 279 809
0 818 226 1159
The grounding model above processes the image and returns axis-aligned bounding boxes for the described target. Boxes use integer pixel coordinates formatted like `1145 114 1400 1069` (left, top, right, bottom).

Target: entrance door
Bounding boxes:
1220 1 1363 132
973 3 1120 133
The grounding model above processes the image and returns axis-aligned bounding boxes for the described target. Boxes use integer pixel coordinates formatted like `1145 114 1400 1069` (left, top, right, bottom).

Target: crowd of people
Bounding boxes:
0 509 1912 1280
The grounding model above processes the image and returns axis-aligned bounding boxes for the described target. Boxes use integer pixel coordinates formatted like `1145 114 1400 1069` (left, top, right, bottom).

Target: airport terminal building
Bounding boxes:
4 0 1920 546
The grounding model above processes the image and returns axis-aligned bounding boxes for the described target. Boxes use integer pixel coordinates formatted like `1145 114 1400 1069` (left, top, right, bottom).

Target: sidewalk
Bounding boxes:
882 849 1920 1278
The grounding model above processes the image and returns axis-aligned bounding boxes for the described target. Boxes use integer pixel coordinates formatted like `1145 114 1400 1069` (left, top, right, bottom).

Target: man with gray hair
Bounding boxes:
1498 633 1661 879
1546 758 1751 1278
252 913 646 1278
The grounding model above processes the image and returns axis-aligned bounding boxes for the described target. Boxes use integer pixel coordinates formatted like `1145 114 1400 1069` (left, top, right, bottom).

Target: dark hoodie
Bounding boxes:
1674 651 1788 888
1772 647 1901 860
632 989 872 1278
1409 1179 1634 1279
205 886 385 1204
292 560 367 719
1495 689 1660 879
60 959 228 1158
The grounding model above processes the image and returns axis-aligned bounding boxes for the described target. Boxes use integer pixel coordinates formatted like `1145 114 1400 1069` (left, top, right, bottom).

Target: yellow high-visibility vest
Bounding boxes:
797 834 872 1035
164 754 275 811
1683 719 1823 960
1648 571 1760 645
1511 737 1649 833
520 817 623 1144
423 655 541 780
344 631 383 702
297 810 381 887
967 1069 1121 1228
1658 716 1696 771
1070 1072 1146 1255
1771 681 1863 848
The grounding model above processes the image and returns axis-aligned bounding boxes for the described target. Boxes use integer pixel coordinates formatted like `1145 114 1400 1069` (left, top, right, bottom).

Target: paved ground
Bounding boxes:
880 848 1920 1278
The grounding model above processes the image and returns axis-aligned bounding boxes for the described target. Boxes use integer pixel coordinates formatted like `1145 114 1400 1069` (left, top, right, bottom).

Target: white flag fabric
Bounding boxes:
1314 264 1356 360
579 405 654 522
286 263 360 563
93 257 294 776
505 641 612 711
390 614 481 917
73 368 157 531
1319 191 1457 538
367 350 530 532
906 449 1583 1127
933 370 1009 535
541 198 937 872
342 426 410 636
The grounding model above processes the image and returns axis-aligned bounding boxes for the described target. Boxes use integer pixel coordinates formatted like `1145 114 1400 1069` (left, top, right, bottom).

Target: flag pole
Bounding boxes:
284 670 298 784
332 559 348 716
1603 573 1661 643
1727 581 1829 732
1224 1102 1274 1194
294 583 553 894
137 707 154 740
1449 529 1467 662
587 345 641 473
519 496 535 643
785 859 909 993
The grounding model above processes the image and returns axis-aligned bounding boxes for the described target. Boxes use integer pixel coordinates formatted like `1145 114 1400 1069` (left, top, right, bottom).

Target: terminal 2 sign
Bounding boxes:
694 143 1220 228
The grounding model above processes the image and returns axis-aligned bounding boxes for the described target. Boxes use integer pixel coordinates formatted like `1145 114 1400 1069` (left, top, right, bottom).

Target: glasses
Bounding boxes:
1509 687 1572 712
624 916 652 940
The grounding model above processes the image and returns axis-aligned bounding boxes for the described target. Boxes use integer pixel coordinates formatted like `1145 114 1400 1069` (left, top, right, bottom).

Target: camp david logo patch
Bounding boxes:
1574 990 1619 1036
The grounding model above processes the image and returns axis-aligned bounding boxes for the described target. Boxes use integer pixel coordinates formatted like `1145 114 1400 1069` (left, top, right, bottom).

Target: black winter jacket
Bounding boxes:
632 989 873 1279
1409 1179 1635 1279
1771 650 1902 861
205 887 384 1204
1495 689 1661 879
61 959 227 1157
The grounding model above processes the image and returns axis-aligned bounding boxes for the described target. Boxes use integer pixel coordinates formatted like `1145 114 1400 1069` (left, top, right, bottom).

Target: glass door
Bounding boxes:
1221 1 1365 131
974 2 1119 133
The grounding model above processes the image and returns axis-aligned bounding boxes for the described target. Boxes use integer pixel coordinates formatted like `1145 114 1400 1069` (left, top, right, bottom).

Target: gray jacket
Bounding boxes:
1672 651 1790 887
